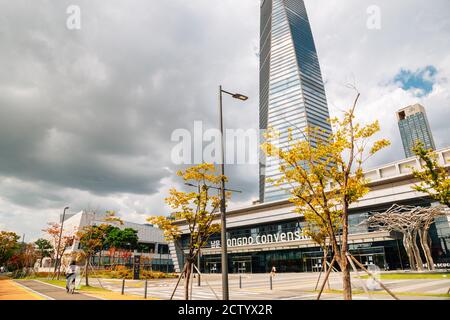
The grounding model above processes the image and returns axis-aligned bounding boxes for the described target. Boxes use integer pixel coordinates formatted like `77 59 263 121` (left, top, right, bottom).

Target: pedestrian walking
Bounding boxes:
270 266 277 277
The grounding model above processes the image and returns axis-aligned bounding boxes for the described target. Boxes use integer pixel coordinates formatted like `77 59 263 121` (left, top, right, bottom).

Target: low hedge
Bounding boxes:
12 267 177 280
90 269 178 280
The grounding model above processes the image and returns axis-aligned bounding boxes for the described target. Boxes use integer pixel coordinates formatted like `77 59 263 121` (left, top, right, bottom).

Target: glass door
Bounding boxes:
232 257 252 273
205 262 219 273
313 258 323 272
303 256 325 272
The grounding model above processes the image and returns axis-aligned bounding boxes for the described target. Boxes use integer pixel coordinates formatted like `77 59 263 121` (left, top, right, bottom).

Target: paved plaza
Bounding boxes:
1 272 449 300
87 272 450 300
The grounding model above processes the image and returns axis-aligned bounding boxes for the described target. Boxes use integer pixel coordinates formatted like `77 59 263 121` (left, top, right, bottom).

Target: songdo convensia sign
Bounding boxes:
210 231 311 249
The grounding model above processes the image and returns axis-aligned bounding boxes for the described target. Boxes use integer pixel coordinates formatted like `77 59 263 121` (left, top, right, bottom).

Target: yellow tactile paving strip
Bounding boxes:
81 289 160 300
27 278 159 300
0 277 45 300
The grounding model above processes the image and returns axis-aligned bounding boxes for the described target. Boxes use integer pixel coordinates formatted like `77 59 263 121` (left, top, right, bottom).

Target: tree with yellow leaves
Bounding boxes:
261 92 390 300
412 142 450 208
148 163 225 300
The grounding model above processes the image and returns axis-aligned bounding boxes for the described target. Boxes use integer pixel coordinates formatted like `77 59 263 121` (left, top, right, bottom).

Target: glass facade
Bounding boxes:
397 105 436 158
430 215 450 267
178 200 450 273
86 242 173 272
259 0 332 203
196 243 402 274
89 256 174 272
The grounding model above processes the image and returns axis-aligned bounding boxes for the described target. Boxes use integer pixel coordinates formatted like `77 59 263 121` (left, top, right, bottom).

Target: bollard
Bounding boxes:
121 278 125 295
144 279 148 299
269 275 273 290
239 275 242 289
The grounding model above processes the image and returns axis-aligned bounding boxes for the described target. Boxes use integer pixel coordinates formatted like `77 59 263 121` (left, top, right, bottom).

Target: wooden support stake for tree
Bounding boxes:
317 256 336 300
170 263 187 300
326 260 339 273
349 254 399 300
314 263 324 291
346 253 371 299
193 263 219 300
89 261 105 290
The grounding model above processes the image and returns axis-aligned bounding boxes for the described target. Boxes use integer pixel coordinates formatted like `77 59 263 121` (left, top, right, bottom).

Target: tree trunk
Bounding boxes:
323 248 330 290
56 249 65 280
340 203 352 300
340 256 352 300
403 234 416 270
184 261 192 300
411 230 424 271
85 256 89 286
419 227 435 271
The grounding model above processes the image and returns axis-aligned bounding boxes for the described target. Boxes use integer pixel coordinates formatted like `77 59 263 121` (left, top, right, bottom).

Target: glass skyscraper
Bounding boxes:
397 104 436 158
259 0 332 203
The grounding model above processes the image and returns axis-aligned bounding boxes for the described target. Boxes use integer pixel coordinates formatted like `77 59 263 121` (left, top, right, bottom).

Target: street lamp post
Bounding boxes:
218 85 248 300
54 206 69 279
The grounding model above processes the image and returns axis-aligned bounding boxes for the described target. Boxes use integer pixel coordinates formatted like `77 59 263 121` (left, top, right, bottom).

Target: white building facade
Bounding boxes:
48 211 173 272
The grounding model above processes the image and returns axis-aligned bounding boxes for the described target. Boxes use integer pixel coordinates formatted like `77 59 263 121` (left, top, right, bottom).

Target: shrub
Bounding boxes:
89 268 177 279
34 272 53 278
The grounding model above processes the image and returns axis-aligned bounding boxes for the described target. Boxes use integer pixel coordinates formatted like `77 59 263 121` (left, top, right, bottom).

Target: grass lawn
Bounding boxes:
38 278 158 300
358 273 450 280
315 289 450 298
39 279 110 293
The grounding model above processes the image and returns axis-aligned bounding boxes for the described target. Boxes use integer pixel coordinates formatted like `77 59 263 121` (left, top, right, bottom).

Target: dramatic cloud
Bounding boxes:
0 0 449 239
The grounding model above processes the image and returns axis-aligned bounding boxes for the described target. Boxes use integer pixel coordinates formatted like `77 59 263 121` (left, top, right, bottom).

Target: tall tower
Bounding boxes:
397 104 436 158
259 0 332 203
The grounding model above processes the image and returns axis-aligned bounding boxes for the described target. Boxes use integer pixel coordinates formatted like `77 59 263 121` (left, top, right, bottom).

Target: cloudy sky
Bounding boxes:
0 0 449 241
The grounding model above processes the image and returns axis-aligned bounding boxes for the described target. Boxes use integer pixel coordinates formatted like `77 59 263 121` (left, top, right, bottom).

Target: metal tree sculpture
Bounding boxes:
366 204 446 271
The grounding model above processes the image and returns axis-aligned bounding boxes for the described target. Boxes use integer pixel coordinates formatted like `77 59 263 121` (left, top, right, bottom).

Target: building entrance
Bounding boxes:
304 257 324 272
205 262 219 273
232 257 252 273
302 251 328 272
351 246 387 270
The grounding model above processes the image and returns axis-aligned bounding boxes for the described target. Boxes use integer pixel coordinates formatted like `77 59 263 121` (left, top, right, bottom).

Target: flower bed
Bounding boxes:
90 267 178 279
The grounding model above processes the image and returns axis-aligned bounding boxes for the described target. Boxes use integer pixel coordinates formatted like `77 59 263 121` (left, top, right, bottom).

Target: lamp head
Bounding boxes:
232 93 248 101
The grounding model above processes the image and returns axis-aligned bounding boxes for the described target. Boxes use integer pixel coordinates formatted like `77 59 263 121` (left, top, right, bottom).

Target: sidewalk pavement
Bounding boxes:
15 279 156 300
0 276 44 300
17 280 100 300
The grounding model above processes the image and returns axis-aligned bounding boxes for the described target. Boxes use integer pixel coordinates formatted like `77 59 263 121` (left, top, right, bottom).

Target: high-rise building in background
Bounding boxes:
397 104 436 158
259 0 332 203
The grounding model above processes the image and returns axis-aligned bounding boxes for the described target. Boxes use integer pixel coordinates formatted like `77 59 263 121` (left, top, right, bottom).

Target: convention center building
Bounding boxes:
169 147 450 273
